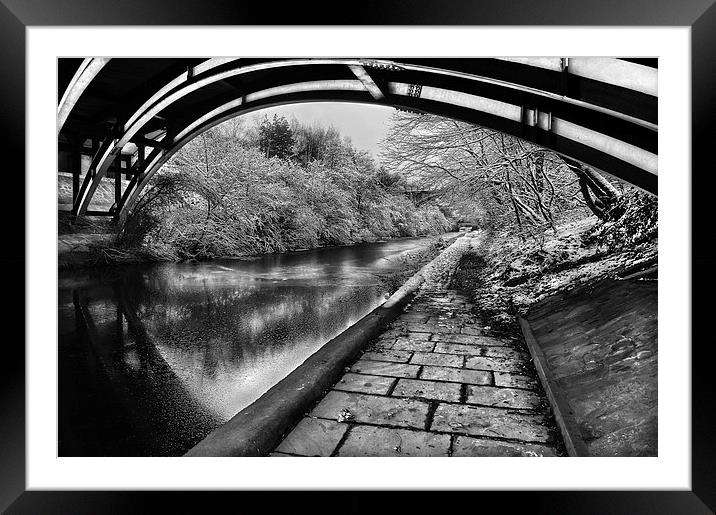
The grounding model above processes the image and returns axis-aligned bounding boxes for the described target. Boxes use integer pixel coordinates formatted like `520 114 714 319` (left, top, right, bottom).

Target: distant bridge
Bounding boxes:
399 187 445 205
58 57 657 220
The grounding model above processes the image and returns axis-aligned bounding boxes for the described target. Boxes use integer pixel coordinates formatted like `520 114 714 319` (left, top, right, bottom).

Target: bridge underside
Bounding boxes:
58 57 658 220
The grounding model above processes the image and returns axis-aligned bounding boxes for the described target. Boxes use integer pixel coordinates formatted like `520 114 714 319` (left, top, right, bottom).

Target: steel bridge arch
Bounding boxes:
57 57 657 220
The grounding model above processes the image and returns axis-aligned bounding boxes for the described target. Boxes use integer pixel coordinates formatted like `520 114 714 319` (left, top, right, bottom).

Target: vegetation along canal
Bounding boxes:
58 236 450 456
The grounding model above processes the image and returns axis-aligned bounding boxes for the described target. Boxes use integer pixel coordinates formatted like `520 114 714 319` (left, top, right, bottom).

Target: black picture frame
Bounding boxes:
2 1 714 512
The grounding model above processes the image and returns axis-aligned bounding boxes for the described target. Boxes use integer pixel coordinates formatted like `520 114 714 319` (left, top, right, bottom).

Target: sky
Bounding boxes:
242 102 396 160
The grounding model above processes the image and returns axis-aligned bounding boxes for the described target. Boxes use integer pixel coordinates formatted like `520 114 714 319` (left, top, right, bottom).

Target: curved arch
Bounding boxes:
58 57 658 218
57 57 110 136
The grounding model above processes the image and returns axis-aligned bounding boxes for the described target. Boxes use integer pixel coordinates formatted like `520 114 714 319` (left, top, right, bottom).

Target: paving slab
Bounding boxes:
274 417 348 456
337 425 451 456
367 337 397 351
311 390 430 429
465 385 543 410
334 373 396 395
402 323 437 333
381 328 405 338
362 350 413 363
408 305 442 313
430 403 552 443
477 346 531 360
392 378 462 402
430 324 465 334
393 338 435 352
441 344 529 361
451 436 560 457
350 359 421 378
460 325 488 336
404 331 432 340
493 372 541 390
420 365 492 385
397 313 431 323
428 312 471 321
410 351 464 368
432 334 511 346
433 342 488 355
464 356 529 374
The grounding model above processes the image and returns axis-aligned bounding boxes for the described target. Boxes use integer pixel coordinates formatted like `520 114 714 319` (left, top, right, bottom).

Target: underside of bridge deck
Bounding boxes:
57 57 657 221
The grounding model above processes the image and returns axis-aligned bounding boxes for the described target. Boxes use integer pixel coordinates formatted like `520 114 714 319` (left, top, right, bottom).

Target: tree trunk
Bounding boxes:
579 175 605 218
563 157 621 219
582 166 621 198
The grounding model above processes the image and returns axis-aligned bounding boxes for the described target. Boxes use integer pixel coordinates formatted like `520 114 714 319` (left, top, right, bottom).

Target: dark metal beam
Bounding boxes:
114 162 122 217
59 141 96 156
129 135 173 150
348 64 385 100
84 210 114 217
71 138 81 204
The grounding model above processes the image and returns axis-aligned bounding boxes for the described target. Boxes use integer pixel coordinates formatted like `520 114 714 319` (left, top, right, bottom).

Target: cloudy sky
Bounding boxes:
245 102 396 160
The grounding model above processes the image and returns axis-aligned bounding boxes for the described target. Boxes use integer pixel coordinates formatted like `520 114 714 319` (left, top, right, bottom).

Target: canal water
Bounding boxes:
58 236 444 456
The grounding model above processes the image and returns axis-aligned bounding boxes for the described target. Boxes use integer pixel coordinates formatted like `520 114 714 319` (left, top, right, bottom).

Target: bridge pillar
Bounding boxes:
520 100 554 149
137 144 145 173
114 162 122 217
71 137 82 205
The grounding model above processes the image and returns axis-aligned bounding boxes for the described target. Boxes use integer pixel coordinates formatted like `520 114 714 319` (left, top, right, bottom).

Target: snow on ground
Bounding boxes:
452 216 658 333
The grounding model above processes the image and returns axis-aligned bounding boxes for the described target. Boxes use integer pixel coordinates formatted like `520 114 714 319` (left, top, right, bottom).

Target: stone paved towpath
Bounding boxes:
270 236 565 457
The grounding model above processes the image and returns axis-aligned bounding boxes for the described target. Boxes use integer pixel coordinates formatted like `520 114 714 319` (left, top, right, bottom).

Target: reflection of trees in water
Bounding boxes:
69 287 220 456
106 258 389 378
127 280 382 378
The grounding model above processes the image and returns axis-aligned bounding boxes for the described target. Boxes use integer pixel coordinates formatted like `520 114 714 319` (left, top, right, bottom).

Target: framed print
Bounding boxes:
2 0 715 512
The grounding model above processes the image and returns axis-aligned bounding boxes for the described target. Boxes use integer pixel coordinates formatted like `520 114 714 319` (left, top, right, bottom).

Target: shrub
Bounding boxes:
582 190 658 252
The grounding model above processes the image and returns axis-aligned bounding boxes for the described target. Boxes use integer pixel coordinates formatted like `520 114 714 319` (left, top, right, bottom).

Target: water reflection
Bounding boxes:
58 237 437 456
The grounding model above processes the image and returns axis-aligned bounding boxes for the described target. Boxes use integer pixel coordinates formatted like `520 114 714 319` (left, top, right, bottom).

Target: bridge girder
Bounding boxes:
57 57 658 220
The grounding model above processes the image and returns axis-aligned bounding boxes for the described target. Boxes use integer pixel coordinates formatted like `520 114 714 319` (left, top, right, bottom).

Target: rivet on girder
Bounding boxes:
395 106 424 116
361 59 403 72
407 84 423 98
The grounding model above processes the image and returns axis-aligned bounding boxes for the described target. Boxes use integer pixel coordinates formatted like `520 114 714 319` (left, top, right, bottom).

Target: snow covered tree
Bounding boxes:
258 114 295 160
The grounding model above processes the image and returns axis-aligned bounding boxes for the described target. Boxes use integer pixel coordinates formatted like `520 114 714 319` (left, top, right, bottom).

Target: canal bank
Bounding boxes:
58 209 459 271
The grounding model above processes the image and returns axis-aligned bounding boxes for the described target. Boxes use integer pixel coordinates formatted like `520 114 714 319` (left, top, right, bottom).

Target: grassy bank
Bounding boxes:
450 196 658 335
59 232 458 271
